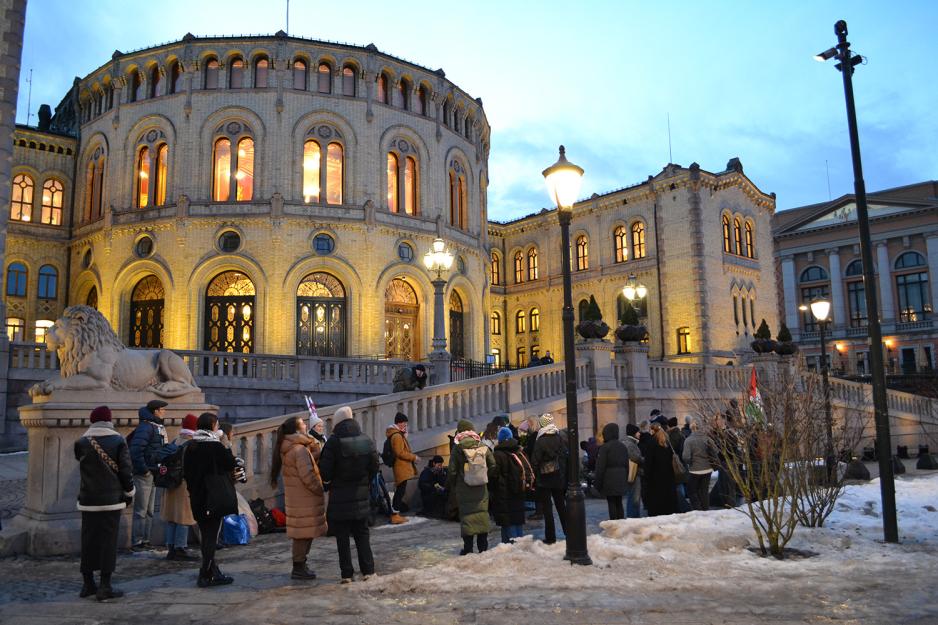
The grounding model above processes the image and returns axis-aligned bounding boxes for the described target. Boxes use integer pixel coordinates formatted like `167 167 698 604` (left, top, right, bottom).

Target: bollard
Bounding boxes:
891 455 906 475
897 445 909 459
916 454 938 471
844 459 871 481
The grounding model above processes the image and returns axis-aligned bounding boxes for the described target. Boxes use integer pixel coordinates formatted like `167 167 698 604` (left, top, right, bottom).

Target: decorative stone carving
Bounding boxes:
28 305 200 399
363 199 376 226
270 192 284 216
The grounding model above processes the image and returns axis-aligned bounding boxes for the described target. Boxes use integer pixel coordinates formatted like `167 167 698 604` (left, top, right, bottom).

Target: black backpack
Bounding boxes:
249 498 277 534
381 432 398 466
152 442 186 488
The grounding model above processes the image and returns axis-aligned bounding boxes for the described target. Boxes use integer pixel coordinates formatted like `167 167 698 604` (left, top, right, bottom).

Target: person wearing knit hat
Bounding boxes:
334 406 353 422
496 427 514 444
75 405 135 601
538 413 554 430
308 413 326 445
161 414 199 562
532 412 568 544
181 414 198 432
456 419 475 433
491 425 528 544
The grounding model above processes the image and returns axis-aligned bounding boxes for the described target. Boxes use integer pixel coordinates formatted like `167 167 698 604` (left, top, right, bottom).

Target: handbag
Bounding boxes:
539 459 560 476
628 459 639 484
667 439 688 484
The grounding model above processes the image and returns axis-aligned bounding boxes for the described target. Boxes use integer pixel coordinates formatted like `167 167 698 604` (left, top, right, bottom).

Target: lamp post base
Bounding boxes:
563 482 592 566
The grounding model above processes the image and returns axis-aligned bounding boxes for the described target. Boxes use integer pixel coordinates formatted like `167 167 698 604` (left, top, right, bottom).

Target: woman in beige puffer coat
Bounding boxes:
270 416 327 580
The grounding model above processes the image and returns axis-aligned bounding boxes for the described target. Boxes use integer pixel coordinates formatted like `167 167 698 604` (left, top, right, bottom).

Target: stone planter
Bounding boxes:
576 319 610 340
751 338 778 354
614 324 647 343
773 341 798 356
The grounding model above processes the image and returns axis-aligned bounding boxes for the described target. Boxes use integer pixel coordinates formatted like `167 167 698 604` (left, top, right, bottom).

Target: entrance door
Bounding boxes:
448 290 465 359
204 271 255 353
901 347 917 374
296 272 347 357
129 275 164 348
385 278 419 360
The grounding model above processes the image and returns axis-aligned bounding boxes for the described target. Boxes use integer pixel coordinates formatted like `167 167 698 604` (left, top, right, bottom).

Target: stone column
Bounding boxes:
927 233 938 319
876 242 895 325
780 256 799 338
613 343 652 426
577 339 619 433
827 248 845 330
428 277 451 384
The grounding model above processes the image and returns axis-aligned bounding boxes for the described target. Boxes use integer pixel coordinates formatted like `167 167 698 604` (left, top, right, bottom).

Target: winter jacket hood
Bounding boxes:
137 406 165 426
129 407 168 475
279 432 327 539
602 423 620 442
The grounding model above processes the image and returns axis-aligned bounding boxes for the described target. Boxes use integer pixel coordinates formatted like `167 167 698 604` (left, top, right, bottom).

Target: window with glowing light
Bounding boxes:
491 311 501 335
212 124 255 202
387 147 418 215
677 327 691 354
515 310 526 334
318 62 332 93
527 248 539 281
41 179 63 225
254 57 269 88
10 173 33 221
135 146 151 208
576 235 589 271
745 222 755 258
614 226 628 263
293 59 307 90
722 214 732 253
377 73 389 104
631 222 646 259
342 65 355 96
530 308 540 332
514 252 524 284
733 218 742 255
491 252 500 286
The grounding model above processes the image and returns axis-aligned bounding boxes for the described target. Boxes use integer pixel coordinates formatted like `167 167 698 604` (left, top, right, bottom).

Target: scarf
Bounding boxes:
180 428 196 437
192 429 221 443
82 422 120 438
454 430 481 445
537 424 559 439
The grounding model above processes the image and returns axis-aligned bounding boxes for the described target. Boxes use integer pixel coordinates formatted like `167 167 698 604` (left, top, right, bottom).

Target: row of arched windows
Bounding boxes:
5 262 58 299
722 214 755 259
732 287 757 334
489 308 541 336
508 248 539 284
9 173 64 225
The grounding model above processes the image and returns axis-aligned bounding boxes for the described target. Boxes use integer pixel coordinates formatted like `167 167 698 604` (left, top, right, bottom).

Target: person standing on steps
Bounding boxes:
129 399 168 551
385 412 416 521
74 406 135 601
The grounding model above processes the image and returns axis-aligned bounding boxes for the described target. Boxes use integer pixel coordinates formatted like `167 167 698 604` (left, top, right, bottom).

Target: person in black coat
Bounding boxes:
594 423 630 520
183 412 238 588
318 406 380 583
74 406 135 601
644 423 677 516
491 428 529 543
531 414 568 544
417 455 448 519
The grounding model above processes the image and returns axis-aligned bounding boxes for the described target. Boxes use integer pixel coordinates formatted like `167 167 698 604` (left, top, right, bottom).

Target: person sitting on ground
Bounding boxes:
385 412 416 522
594 422 630 521
418 455 449 519
392 364 428 392
491 426 530 543
75 406 135 601
161 413 199 562
448 419 496 554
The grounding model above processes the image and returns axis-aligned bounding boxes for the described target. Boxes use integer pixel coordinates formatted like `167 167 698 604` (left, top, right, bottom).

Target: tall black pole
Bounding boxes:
558 208 591 565
819 320 834 480
832 19 898 542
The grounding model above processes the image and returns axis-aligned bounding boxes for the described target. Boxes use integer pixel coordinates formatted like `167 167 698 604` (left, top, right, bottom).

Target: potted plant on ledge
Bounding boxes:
614 299 647 343
751 319 778 354
576 295 610 340
773 322 798 355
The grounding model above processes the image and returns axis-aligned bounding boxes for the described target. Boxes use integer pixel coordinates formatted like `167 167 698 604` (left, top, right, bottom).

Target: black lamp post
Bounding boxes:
542 146 591 566
815 20 898 542
809 297 835 480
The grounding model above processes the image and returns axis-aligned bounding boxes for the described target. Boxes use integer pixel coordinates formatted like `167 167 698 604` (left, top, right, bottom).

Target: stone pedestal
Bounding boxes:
576 339 620 433
428 350 451 385
0 390 215 556
614 343 652 425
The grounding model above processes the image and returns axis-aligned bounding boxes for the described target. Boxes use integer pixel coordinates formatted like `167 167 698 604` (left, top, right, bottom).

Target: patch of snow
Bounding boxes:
373 515 430 531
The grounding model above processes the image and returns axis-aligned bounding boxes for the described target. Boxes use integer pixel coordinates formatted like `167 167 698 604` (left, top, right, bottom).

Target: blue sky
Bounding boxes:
15 1 938 220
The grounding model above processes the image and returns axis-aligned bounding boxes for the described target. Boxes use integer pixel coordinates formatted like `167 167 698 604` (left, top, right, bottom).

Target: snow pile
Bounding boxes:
366 474 938 595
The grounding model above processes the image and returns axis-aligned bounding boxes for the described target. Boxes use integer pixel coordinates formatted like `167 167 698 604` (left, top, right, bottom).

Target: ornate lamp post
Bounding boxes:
542 145 590 566
423 238 454 383
809 297 835 480
622 273 648 304
815 19 897 542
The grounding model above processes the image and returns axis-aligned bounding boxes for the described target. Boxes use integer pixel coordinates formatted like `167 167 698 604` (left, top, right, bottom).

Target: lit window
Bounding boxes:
204 59 219 89
403 157 416 215
155 144 168 206
318 63 332 93
136 146 150 208
236 138 254 201
37 265 57 300
745 222 754 258
576 235 589 271
386 153 398 213
491 311 501 335
491 252 500 286
326 142 343 205
516 347 526 367
10 173 33 221
41 179 63 225
515 310 526 334
229 58 245 89
212 138 231 202
5 317 25 342
631 222 646 259
733 218 742 254
342 66 355 96
303 140 321 203
491 348 501 367
254 58 269 88
530 308 540 332
6 262 27 297
514 252 524 284
387 150 417 215
527 248 539 281
293 60 307 90
614 226 628 263
35 319 54 344
722 215 731 253
677 327 691 354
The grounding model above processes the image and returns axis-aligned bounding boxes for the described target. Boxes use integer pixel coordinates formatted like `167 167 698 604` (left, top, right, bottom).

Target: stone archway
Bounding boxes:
384 277 419 360
296 272 347 357
449 290 465 360
204 270 256 353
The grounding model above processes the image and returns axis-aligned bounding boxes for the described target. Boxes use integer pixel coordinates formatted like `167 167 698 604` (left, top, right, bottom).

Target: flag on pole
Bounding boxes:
305 395 318 425
745 367 765 425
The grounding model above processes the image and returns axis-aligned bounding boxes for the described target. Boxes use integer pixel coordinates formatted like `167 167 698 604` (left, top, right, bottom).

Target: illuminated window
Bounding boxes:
6 262 27 297
491 252 500 286
204 58 219 89
318 63 332 93
212 125 255 202
303 140 321 203
155 144 168 206
135 146 151 208
229 58 245 88
491 311 502 335
722 215 731 253
10 173 33 221
527 248 539 281
614 226 628 263
293 59 307 90
631 222 646 259
576 235 589 271
38 265 57 300
387 148 418 215
235 138 254 201
40 179 63 225
733 218 742 254
516 347 526 367
745 222 755 258
677 327 690 354
5 317 25 342
326 142 343 205
491 348 501 367
377 73 389 104
403 156 416 215
514 252 524 284
254 57 269 88
212 138 231 202
342 65 355 96
515 310 526 334
386 153 398 213
530 308 540 332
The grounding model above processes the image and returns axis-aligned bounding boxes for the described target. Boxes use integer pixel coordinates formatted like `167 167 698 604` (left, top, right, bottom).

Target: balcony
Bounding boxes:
896 319 934 332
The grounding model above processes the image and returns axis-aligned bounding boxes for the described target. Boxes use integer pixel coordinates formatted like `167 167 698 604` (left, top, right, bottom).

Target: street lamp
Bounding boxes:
423 238 454 382
809 297 834 480
816 19 897 542
542 145 590 566
622 273 647 303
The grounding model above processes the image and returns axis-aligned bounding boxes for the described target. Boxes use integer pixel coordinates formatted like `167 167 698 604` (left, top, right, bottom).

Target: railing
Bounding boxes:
896 319 934 331
8 342 58 371
449 358 522 382
649 362 706 390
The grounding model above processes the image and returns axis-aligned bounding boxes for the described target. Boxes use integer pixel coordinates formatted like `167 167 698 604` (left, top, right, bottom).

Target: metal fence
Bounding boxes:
449 358 524 381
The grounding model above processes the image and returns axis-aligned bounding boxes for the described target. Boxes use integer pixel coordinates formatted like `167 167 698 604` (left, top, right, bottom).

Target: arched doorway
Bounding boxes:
204 271 255 353
448 290 465 359
86 286 98 309
129 275 164 348
296 272 347 357
385 278 419 360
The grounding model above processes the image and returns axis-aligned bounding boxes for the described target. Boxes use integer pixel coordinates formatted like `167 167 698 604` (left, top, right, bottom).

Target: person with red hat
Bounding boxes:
160 414 199 561
74 405 134 601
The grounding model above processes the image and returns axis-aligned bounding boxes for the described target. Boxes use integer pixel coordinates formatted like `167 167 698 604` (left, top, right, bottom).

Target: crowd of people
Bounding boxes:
74 400 742 600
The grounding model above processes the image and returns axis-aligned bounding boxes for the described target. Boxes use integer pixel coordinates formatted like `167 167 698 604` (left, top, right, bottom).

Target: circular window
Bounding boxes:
81 249 92 269
457 256 466 274
398 242 414 262
134 236 154 258
313 233 335 255
219 231 241 253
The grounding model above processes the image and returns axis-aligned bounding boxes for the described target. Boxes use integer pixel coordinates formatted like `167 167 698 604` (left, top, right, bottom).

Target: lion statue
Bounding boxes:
28 305 200 399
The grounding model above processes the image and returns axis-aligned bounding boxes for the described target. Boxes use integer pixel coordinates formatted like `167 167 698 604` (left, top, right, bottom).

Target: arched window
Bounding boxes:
377 73 389 104
135 146 151 208
491 311 501 335
845 259 863 277
733 218 742 254
37 265 57 300
744 222 754 258
86 286 98 309
296 272 347 356
135 138 169 209
448 161 467 229
576 235 589 271
418 85 429 116
722 214 731 253
168 61 182 94
10 173 33 221
515 310 526 334
303 138 342 205
895 252 930 322
212 124 255 202
514 251 524 284
130 71 144 102
631 222 646 259
342 65 355 96
5 262 27 297
129 275 165 348
442 98 451 127
386 152 398 213
254 57 269 88
491 348 501 367
84 147 106 222
317 62 332 93
40 179 63 225
527 248 539 281
895 251 926 270
614 225 628 263
154 144 168 206
530 308 540 332
799 266 829 283
800 266 830 332
204 271 255 353
229 57 245 88
454 110 461 133
397 79 410 110
149 66 161 98
403 156 416 215
204 58 219 89
293 59 307 90
386 145 419 215
491 251 501 286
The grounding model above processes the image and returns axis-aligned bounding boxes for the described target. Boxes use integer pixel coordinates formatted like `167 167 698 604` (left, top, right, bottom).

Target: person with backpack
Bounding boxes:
531 413 568 544
129 400 168 551
491 427 531 543
594 423 630 520
447 419 496 554
318 406 379 583
270 415 327 580
383 412 415 522
160 413 198 561
74 406 134 601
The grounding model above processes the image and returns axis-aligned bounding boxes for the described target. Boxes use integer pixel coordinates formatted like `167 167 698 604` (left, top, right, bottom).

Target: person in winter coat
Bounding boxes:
682 417 717 511
183 412 238 588
623 424 645 518
129 399 168 550
385 412 416 519
74 406 134 601
644 422 677 516
531 413 568 544
309 414 327 445
637 419 654 512
392 364 427 392
594 423 630 520
318 406 379 583
160 413 198 561
270 415 328 580
417 456 449 519
448 419 496 554
491 427 529 543
481 420 500 451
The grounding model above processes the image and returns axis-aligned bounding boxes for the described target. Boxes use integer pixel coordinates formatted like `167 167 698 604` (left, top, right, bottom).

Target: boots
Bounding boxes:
389 513 408 525
79 572 97 598
197 560 233 587
165 544 176 560
173 548 200 561
95 572 124 601
291 560 317 580
476 533 489 553
460 535 474 555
